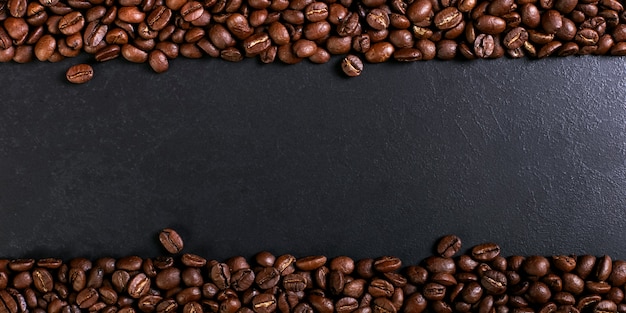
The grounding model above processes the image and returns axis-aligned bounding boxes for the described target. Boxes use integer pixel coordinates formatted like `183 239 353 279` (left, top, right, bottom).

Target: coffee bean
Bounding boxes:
407 0 431 22
424 257 456 274
562 273 584 295
335 297 358 313
65 63 93 84
251 294 276 313
462 281 484 304
58 11 85 35
609 261 626 286
295 256 326 271
121 43 148 62
474 15 506 34
228 269 254 292
576 28 599 45
480 270 507 295
156 299 177 313
281 273 306 292
586 281 611 294
309 294 333 313
366 9 389 30
255 267 280 289
372 297 396 313
374 257 402 273
434 7 462 29
474 33 494 58
436 235 462 258
159 229 184 254
472 243 501 262
336 12 359 36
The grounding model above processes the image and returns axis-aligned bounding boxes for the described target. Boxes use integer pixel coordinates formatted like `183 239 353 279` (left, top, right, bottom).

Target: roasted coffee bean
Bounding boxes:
474 15 506 35
523 256 550 278
609 261 626 286
471 244 501 262
434 7 462 29
308 294 333 313
436 236 462 258
407 0 432 22
586 281 611 294
481 270 507 295
121 42 147 62
127 274 150 299
296 256 326 271
210 263 230 290
364 41 393 63
575 28 599 45
366 8 389 30
159 229 184 254
503 27 527 49
474 33 494 58
595 300 617 313
65 63 93 83
553 256 576 273
336 297 358 313
424 257 456 274
255 267 280 289
251 294 276 313
336 12 359 36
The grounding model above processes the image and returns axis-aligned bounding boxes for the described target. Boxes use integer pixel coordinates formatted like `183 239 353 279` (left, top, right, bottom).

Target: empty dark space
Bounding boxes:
1 56 625 262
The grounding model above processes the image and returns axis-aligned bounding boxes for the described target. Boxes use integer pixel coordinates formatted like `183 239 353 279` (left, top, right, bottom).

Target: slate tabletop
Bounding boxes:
1 56 625 262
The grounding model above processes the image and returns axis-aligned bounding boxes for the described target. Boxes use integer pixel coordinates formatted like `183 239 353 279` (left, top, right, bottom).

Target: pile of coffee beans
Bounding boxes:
0 0 625 81
1 231 626 313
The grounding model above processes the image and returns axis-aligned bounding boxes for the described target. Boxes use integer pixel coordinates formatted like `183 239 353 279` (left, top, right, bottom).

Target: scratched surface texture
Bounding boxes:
1 56 626 262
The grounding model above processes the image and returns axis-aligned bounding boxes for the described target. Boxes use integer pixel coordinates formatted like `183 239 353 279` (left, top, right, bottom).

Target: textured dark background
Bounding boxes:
1 56 626 264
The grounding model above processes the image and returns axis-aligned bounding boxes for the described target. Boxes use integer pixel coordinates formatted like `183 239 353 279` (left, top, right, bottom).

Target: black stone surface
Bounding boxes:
1 56 626 263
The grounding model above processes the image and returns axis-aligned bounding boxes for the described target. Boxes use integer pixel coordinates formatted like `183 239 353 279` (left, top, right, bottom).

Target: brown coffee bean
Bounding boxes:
407 0 432 23
434 7 462 30
146 6 172 30
66 63 94 84
372 297 396 313
225 13 252 39
336 12 359 37
366 8 390 30
304 2 327 22
474 33 495 58
576 28 599 45
33 33 55 60
251 294 275 313
609 261 626 286
296 256 327 271
424 257 456 274
374 257 402 273
436 235 462 258
562 273 585 295
474 15 506 34
242 32 270 55
586 281 611 294
541 10 562 34
552 256 576 272
158 229 184 254
255 267 280 289
156 299 178 313
121 43 147 62
58 11 85 35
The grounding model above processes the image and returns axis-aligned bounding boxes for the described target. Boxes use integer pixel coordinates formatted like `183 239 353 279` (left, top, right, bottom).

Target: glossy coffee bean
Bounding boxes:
66 63 93 83
159 229 184 254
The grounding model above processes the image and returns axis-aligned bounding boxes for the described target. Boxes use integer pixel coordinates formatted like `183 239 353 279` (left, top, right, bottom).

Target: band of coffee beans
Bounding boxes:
0 231 623 313
0 0 623 81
